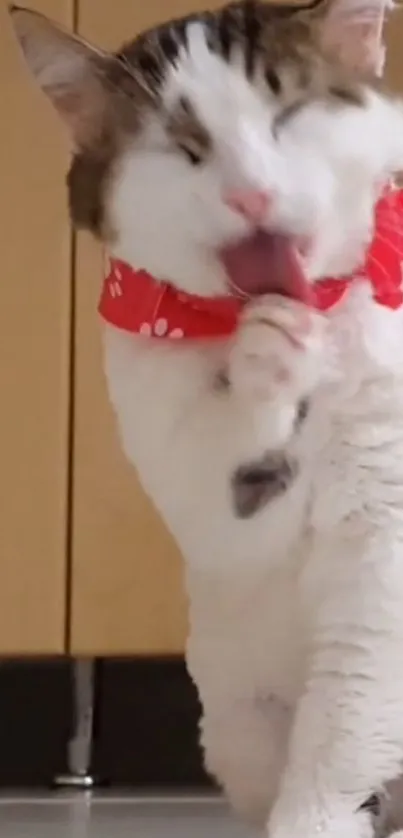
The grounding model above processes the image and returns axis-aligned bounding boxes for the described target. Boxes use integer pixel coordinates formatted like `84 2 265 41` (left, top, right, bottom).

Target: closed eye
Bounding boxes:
327 85 364 106
272 100 307 136
177 139 206 166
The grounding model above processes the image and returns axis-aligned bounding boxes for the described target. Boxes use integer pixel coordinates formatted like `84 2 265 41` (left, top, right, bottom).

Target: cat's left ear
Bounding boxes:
9 6 116 148
311 0 394 76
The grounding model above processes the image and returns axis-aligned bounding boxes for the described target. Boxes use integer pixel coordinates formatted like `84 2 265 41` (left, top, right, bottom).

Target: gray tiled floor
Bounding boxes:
0 795 255 837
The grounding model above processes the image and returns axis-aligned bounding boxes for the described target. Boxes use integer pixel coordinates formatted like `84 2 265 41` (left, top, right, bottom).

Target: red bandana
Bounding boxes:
99 187 403 341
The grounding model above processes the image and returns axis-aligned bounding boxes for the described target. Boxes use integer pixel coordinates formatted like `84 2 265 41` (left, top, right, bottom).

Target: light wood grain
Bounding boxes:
0 0 73 654
385 11 403 93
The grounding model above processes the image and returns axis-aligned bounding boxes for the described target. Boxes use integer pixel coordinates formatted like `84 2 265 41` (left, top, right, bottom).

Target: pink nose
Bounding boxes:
223 188 269 223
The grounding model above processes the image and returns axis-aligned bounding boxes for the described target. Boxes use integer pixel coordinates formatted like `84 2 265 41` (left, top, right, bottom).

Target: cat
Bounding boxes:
10 1 403 836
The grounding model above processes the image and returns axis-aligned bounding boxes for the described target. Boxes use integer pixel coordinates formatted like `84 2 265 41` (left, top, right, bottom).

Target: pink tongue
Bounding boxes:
219 231 311 303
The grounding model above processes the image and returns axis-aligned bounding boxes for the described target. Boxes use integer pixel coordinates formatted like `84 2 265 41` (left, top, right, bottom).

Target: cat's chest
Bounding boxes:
102 325 313 569
101 300 403 571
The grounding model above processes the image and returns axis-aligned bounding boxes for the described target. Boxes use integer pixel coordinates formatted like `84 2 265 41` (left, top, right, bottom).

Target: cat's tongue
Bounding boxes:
219 231 311 302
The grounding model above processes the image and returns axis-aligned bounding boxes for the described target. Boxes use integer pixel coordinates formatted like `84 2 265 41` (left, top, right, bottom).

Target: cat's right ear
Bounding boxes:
9 6 111 147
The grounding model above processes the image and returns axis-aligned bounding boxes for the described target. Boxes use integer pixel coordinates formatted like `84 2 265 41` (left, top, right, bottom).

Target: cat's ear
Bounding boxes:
9 6 112 146
311 0 393 76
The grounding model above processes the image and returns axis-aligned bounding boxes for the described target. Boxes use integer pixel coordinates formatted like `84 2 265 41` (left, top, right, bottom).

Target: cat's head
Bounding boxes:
10 0 403 298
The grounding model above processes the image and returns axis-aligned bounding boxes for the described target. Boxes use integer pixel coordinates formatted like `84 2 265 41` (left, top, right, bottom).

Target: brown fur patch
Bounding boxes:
232 452 299 518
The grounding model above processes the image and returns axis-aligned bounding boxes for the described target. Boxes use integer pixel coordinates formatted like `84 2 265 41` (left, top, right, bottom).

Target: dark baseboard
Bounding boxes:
94 658 211 788
0 659 72 787
0 657 211 789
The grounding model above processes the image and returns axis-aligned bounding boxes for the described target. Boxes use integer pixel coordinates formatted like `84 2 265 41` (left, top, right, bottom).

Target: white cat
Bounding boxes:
11 1 403 836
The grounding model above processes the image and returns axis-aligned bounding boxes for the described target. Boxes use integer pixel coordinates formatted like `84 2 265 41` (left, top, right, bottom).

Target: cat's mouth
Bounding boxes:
218 230 312 303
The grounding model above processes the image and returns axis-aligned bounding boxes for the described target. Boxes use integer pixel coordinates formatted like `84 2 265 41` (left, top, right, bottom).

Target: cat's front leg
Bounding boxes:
228 294 326 448
267 529 403 838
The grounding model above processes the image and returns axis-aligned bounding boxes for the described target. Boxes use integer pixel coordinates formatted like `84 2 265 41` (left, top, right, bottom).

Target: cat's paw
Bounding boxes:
229 294 325 404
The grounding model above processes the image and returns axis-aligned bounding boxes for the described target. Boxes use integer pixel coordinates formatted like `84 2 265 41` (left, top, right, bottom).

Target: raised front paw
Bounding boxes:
229 295 325 404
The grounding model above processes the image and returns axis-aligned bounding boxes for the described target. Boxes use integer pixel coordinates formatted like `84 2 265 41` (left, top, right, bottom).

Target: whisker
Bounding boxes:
96 58 156 101
371 230 403 260
116 54 157 97
366 252 393 284
378 218 403 233
57 29 157 101
375 220 403 236
227 279 250 300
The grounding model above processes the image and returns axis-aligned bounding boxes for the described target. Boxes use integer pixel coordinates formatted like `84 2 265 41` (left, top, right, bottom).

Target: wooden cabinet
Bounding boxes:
0 0 73 654
2 0 403 656
385 15 403 93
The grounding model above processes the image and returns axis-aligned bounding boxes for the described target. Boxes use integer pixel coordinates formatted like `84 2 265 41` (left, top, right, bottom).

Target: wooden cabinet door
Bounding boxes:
0 0 73 654
385 14 403 93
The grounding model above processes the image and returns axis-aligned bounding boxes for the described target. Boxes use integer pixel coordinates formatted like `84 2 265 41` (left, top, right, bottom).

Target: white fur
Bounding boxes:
105 25 403 838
